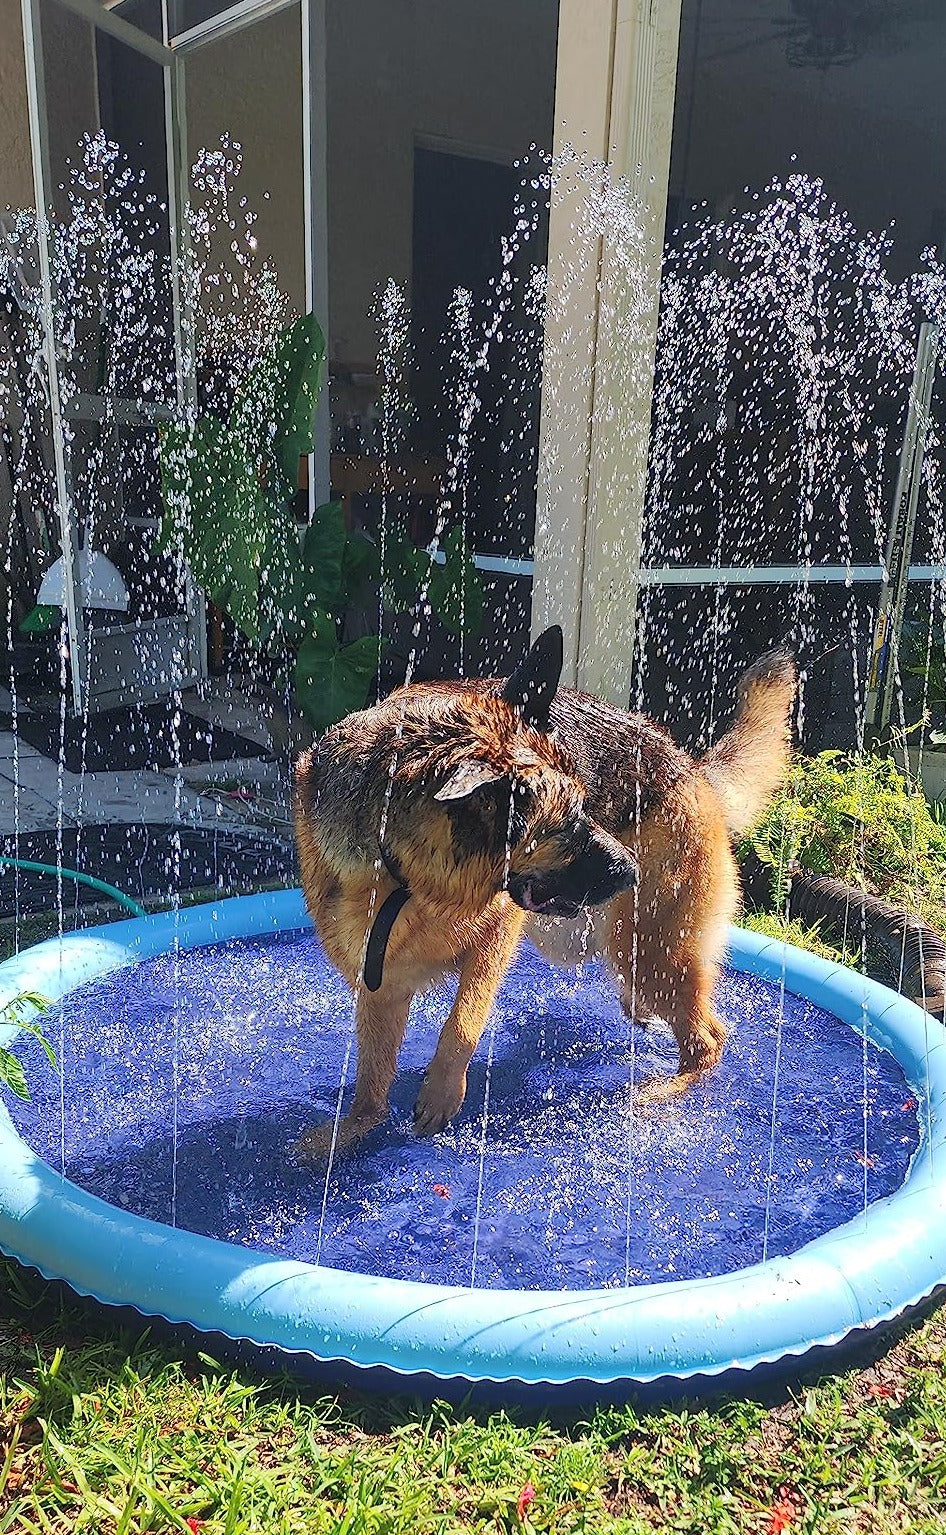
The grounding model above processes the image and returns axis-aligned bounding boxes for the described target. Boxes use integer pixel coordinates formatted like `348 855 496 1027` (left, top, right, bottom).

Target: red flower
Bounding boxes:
766 1500 796 1533
766 1487 804 1533
517 1481 536 1521
185 1519 205 1533
433 1183 451 1199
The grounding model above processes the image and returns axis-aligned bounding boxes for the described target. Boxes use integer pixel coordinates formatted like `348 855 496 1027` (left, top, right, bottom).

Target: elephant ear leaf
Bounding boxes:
301 500 347 612
429 524 484 640
382 525 432 611
157 418 201 556
257 500 304 653
342 530 381 604
294 624 383 735
270 313 326 492
158 417 290 649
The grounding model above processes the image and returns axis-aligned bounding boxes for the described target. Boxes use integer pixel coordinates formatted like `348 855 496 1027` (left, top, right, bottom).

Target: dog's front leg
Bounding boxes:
294 984 412 1162
414 901 525 1136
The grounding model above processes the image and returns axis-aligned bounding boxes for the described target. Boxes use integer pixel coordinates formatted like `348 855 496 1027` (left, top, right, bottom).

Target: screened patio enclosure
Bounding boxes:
16 0 325 715
15 0 570 712
13 0 719 723
12 0 946 748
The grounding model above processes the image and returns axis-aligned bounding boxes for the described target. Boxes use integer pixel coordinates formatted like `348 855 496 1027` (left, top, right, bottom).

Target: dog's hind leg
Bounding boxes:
607 783 736 1101
610 911 729 1102
634 955 728 1103
413 900 525 1136
294 984 412 1161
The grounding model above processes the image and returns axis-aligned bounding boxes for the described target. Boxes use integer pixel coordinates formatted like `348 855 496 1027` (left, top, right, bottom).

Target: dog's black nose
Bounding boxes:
507 825 637 917
554 829 637 909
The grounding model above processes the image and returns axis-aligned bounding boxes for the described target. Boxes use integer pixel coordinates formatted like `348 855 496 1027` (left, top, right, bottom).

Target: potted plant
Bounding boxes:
158 314 482 742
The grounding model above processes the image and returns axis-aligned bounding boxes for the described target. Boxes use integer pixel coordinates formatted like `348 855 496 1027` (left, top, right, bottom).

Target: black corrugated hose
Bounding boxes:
788 873 946 1017
740 851 946 1018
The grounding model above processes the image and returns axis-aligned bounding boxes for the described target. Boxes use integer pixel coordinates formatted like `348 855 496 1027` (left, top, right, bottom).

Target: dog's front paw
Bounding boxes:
291 1111 381 1163
291 1124 334 1164
413 1068 467 1137
635 1070 703 1105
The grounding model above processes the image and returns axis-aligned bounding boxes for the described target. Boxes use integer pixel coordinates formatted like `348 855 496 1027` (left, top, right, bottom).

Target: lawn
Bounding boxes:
1 907 945 1532
0 1255 944 1533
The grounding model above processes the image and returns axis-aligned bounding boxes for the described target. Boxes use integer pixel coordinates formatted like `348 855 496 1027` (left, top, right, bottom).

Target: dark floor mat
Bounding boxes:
0 823 296 918
13 702 269 774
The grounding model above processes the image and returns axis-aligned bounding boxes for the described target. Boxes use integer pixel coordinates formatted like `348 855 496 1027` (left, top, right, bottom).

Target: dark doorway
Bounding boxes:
410 145 545 560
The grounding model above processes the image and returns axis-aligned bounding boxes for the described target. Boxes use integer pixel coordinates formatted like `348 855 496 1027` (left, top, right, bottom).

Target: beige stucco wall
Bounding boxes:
326 0 558 370
0 0 35 212
1 0 558 360
185 4 307 312
42 4 100 217
0 0 100 217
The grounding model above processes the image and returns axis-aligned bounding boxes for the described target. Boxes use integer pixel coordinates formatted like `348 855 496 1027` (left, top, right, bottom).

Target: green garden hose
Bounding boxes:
0 856 147 918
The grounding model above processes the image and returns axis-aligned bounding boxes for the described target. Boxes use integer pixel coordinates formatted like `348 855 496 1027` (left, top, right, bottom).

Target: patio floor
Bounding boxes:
0 685 298 916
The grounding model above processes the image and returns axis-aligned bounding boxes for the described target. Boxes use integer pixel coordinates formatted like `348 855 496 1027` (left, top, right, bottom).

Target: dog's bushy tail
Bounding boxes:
699 649 797 837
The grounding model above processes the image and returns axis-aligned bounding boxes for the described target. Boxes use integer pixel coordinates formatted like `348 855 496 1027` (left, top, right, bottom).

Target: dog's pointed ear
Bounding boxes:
434 759 506 802
502 624 564 731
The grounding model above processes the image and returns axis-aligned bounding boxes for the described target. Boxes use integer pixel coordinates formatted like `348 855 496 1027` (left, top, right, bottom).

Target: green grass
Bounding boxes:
0 1262 944 1533
737 910 849 966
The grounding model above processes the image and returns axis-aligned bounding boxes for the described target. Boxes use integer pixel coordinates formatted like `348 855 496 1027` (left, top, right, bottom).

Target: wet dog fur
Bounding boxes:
293 627 796 1158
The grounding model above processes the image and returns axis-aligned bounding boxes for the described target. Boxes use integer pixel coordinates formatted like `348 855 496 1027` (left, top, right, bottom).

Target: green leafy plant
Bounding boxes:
18 604 59 636
0 991 54 1101
159 313 327 655
291 528 384 735
900 625 946 735
159 313 483 733
740 750 946 936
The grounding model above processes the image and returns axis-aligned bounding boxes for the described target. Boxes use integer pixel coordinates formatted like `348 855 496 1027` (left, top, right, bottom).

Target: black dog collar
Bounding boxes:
363 844 410 993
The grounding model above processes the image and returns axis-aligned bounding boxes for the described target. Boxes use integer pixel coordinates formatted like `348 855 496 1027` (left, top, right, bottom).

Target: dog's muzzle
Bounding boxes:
508 830 637 919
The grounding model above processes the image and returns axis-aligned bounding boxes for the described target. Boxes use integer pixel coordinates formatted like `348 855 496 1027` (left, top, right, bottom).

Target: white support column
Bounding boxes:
534 0 682 704
164 43 208 679
532 0 617 688
302 0 331 510
21 0 87 714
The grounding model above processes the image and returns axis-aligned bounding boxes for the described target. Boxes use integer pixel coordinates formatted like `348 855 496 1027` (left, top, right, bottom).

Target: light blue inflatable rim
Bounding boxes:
0 887 944 1392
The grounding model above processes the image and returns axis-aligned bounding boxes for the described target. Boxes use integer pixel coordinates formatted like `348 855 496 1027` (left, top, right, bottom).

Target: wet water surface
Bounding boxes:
10 930 921 1290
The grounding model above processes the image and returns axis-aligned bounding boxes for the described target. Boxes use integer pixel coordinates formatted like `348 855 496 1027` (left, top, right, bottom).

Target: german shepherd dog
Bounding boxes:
293 626 795 1159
